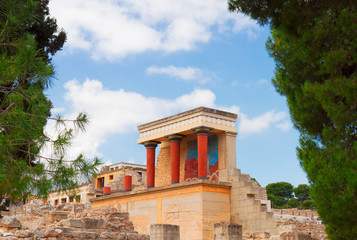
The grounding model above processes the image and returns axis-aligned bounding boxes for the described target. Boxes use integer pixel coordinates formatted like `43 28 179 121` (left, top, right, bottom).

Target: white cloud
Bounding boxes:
43 78 237 160
43 79 290 160
49 0 259 60
146 66 210 84
257 78 267 85
238 110 291 136
276 120 292 131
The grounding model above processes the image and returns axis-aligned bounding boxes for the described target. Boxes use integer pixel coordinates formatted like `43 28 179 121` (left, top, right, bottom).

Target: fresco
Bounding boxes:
184 135 218 181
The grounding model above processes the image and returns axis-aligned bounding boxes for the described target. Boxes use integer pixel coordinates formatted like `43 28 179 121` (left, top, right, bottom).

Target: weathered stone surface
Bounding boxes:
123 219 135 231
32 230 45 238
45 228 64 238
150 224 180 240
252 232 270 239
48 211 70 223
53 227 76 234
60 218 83 228
82 218 100 229
280 232 315 240
2 216 21 229
30 199 44 206
70 231 99 239
0 236 17 240
214 222 242 240
99 231 127 240
14 230 32 238
108 212 129 220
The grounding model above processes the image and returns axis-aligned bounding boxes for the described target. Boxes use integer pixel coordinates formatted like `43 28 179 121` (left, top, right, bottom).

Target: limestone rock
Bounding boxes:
70 231 99 239
14 230 32 238
32 230 45 238
48 211 70 223
59 218 82 228
2 216 21 229
45 228 63 238
29 199 44 206
82 218 100 229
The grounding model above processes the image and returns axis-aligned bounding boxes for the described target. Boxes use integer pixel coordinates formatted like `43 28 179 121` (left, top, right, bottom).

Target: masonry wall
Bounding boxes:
155 141 171 187
91 183 230 240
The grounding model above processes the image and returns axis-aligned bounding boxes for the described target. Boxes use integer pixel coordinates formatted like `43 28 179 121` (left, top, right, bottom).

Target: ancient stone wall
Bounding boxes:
0 204 150 240
229 168 279 236
155 142 171 187
272 209 319 218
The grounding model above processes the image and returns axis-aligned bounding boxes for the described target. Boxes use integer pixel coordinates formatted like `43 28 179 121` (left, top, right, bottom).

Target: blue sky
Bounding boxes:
45 0 308 187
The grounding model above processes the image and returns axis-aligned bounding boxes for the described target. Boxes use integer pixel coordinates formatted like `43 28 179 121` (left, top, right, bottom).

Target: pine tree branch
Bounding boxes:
0 102 15 119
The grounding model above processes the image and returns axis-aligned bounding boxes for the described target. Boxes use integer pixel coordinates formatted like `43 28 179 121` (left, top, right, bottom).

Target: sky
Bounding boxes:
45 0 308 187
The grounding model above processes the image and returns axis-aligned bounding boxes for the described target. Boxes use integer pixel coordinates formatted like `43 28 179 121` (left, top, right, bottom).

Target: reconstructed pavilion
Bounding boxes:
138 106 238 186
91 107 279 239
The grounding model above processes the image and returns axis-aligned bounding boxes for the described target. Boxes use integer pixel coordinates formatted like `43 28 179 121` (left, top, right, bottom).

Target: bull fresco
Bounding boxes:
184 134 218 181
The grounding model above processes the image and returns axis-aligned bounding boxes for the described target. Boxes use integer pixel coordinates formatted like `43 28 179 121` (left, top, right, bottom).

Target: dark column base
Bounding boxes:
198 176 207 180
171 181 179 184
147 185 154 189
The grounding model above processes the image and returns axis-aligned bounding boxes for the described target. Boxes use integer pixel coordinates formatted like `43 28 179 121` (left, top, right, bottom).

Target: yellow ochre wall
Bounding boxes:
95 170 123 188
91 183 230 240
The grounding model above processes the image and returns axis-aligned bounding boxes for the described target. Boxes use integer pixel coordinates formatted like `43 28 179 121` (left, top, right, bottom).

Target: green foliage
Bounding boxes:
266 182 293 200
287 197 299 209
294 184 311 203
266 182 297 209
267 193 287 209
266 182 314 209
0 0 101 201
229 1 357 239
302 200 314 210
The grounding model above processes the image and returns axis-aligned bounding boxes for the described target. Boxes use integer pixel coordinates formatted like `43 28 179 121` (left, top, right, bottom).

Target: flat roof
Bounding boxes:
137 106 238 144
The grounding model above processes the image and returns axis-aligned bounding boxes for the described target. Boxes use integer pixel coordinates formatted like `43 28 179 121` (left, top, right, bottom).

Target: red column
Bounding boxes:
194 128 211 180
168 135 183 184
124 175 132 191
144 142 158 188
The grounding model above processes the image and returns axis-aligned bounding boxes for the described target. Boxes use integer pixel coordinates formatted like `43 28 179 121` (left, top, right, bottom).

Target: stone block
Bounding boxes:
14 230 33 238
45 228 64 238
33 230 45 238
82 218 100 229
214 222 242 240
108 212 129 220
60 218 83 228
150 224 180 240
71 231 99 239
48 211 70 223
2 216 21 229
54 227 75 234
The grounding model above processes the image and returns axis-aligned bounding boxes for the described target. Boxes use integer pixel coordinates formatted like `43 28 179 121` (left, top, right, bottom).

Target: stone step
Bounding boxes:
238 173 251 182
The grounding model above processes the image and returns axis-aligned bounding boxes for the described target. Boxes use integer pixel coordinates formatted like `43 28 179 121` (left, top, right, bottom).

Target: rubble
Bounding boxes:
0 203 149 239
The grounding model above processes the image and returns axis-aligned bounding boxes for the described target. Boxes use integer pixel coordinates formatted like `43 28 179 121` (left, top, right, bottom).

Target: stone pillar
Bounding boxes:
194 127 211 179
150 224 180 240
145 141 159 188
214 222 242 240
168 135 184 184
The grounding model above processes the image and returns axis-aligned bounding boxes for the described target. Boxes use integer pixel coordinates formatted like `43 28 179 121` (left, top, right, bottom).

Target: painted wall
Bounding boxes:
184 135 219 181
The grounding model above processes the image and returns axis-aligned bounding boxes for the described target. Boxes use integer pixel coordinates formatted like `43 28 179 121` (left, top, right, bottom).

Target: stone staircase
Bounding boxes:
229 168 280 236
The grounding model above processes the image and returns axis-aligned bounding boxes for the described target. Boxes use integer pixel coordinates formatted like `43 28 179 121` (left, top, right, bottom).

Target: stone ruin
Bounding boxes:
0 108 329 239
0 199 327 240
0 201 149 240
